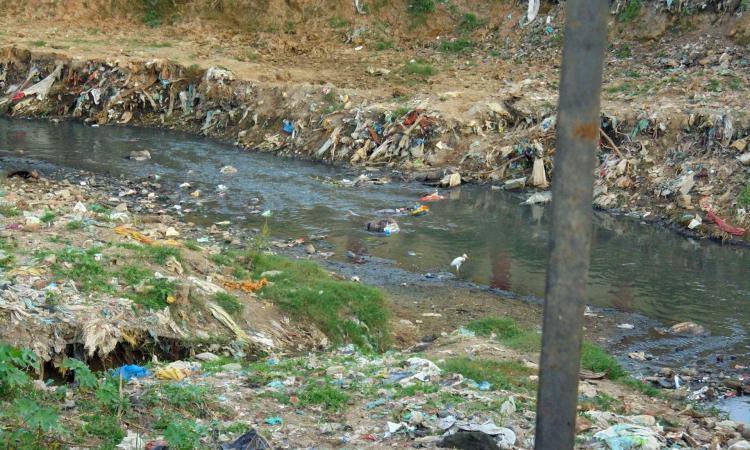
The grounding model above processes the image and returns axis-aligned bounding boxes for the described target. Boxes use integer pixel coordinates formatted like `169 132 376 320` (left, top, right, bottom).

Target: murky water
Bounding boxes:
2 118 750 368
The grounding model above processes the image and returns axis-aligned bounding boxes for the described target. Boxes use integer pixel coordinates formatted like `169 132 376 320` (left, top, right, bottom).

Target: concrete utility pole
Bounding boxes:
534 0 608 448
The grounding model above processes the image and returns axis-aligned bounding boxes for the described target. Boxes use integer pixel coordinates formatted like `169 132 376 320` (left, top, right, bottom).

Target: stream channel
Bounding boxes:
1 117 749 421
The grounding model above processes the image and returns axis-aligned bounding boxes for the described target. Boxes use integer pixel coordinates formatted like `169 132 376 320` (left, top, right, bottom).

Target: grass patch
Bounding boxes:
458 13 484 33
581 343 627 379
214 292 243 316
441 358 534 392
403 61 435 77
373 38 394 51
619 0 641 22
251 253 390 351
465 318 541 353
128 277 176 310
53 246 113 292
620 377 661 397
614 44 632 59
392 383 440 399
408 0 435 16
299 383 350 410
142 245 182 265
148 41 173 48
30 40 47 47
39 210 57 225
66 220 85 231
119 265 151 286
439 38 473 53
739 182 750 207
0 204 20 217
328 17 348 28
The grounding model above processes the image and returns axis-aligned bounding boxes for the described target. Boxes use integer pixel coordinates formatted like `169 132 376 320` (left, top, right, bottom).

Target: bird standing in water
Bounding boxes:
450 254 468 272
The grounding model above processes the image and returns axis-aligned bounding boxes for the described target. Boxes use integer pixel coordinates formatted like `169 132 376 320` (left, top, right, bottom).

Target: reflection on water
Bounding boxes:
1 118 749 359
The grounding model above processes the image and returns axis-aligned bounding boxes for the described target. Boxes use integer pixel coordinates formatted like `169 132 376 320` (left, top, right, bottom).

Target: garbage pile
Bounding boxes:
1 38 749 244
47 329 745 449
0 174 323 366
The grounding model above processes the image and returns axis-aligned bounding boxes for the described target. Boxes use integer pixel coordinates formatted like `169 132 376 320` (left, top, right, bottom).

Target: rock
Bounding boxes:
627 415 657 427
410 411 425 427
115 203 128 212
729 441 750 450
128 150 151 161
325 365 345 376
669 322 706 336
738 153 750 166
717 420 739 430
440 173 461 188
195 352 220 362
440 431 502 450
719 52 732 67
221 363 242 371
677 194 692 209
576 416 593 433
503 177 526 190
304 243 316 254
43 254 57 265
164 226 180 237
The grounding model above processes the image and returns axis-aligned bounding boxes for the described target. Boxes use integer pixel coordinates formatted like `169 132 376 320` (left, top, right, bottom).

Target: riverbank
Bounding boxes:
0 150 749 448
1 0 749 245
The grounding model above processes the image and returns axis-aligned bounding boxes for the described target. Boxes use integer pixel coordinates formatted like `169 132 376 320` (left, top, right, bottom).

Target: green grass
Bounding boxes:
251 253 390 351
0 205 20 217
127 277 176 310
441 358 535 392
614 44 632 59
148 41 173 48
299 383 350 410
739 182 750 206
392 383 440 399
66 220 85 231
39 210 57 225
53 246 113 292
214 292 243 317
142 245 182 265
328 17 349 28
408 0 435 16
458 13 484 33
119 265 151 286
373 39 394 51
465 318 541 353
619 0 641 22
439 38 473 53
620 377 661 397
30 40 47 47
403 61 435 77
581 343 627 379
707 78 722 92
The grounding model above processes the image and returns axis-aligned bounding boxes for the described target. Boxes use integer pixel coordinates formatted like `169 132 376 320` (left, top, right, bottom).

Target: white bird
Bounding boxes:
450 254 468 272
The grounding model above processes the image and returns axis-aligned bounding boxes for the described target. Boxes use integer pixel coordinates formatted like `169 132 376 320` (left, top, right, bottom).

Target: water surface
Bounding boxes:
2 118 749 368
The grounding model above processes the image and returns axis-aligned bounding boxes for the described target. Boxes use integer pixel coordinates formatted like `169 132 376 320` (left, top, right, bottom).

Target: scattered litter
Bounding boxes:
592 424 665 450
265 416 283 425
522 191 551 205
220 429 273 450
113 365 151 381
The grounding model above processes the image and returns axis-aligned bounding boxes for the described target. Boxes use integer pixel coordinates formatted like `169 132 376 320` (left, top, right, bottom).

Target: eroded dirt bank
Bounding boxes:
1 0 750 244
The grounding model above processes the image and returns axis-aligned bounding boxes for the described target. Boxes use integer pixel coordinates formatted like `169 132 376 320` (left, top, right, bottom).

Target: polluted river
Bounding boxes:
2 117 750 420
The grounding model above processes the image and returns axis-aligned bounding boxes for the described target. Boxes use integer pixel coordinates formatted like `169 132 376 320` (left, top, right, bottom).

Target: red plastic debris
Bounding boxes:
699 196 746 236
11 91 25 102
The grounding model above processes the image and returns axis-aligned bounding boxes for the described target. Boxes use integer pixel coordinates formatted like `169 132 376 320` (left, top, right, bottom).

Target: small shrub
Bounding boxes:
214 292 243 316
439 38 474 53
738 182 750 206
619 0 641 22
299 384 350 410
458 13 483 33
66 220 85 231
408 0 435 16
30 40 46 47
581 343 626 379
403 61 435 77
